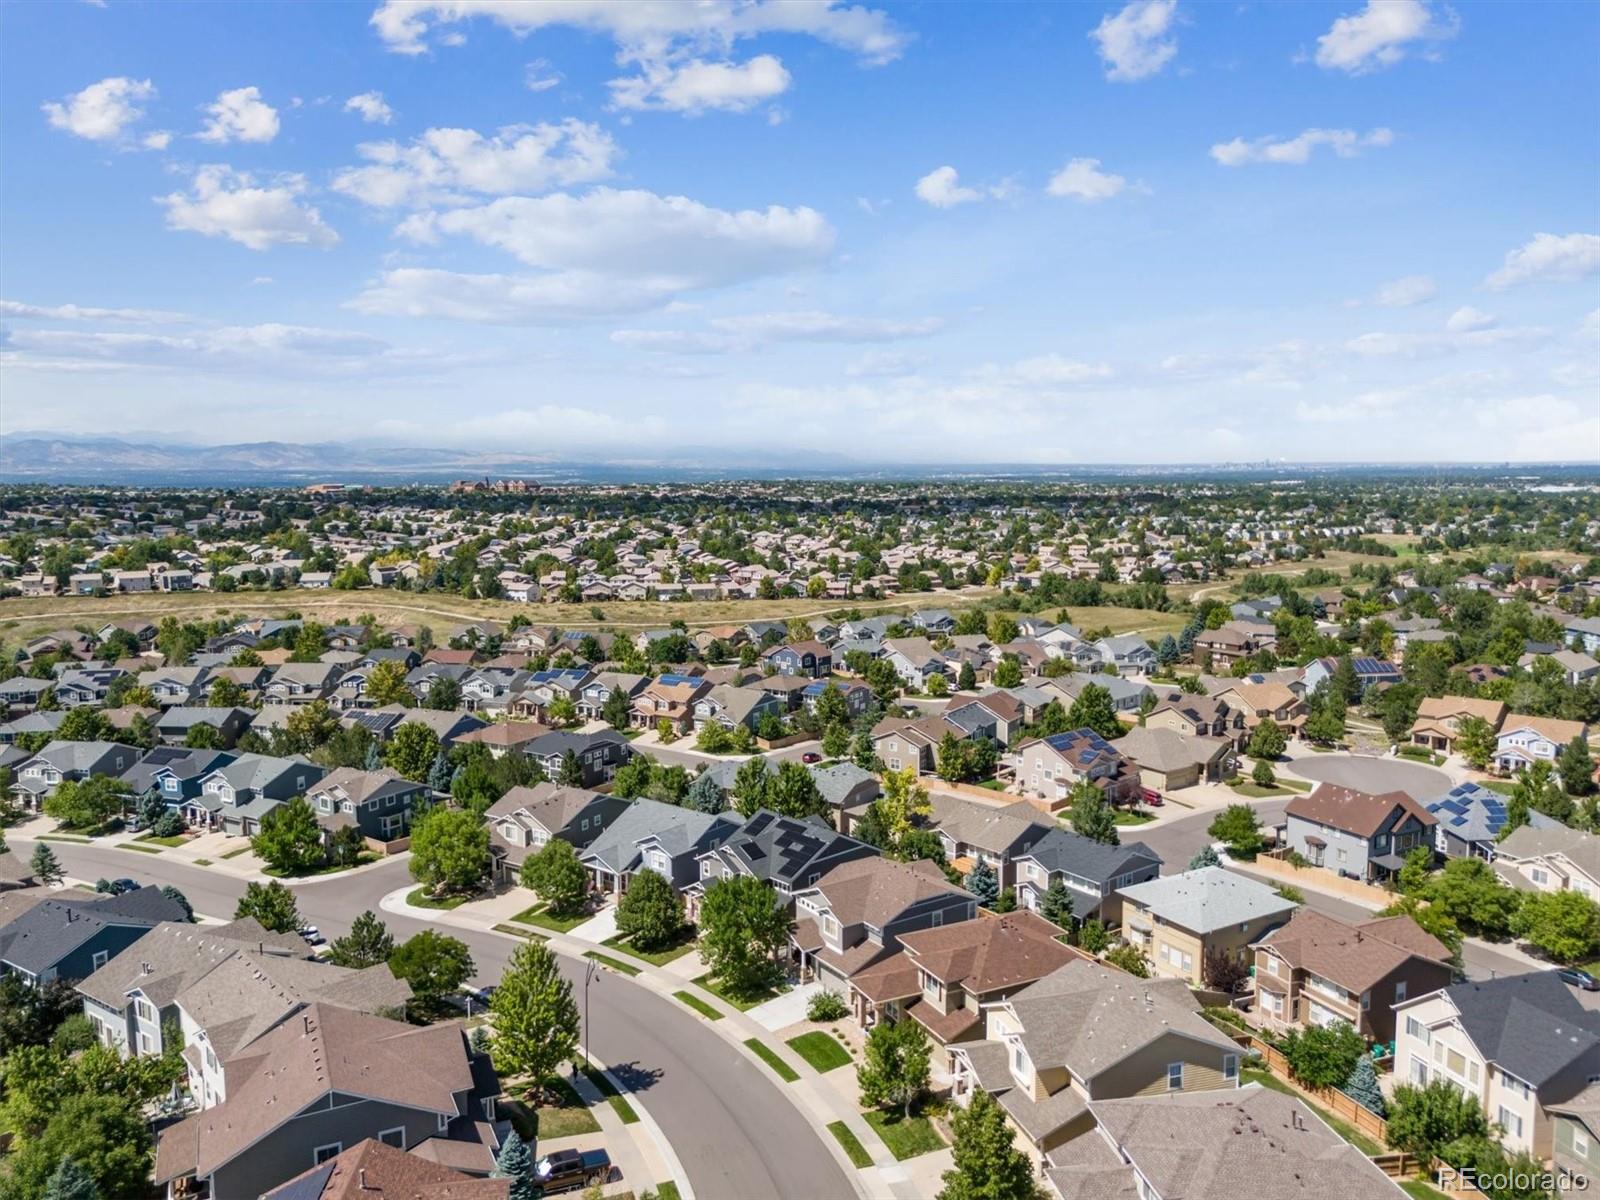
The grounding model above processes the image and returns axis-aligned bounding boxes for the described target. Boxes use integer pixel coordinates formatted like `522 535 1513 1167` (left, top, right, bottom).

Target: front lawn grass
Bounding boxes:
510 903 591 933
1241 1069 1383 1155
1481 779 1516 795
827 1121 873 1169
1231 782 1302 798
121 842 163 854
264 853 377 879
581 1067 640 1125
656 1184 682 1200
219 845 252 859
863 1109 945 1160
673 990 723 1020
134 833 187 847
37 833 90 843
505 1078 601 1140
692 971 788 1011
1113 810 1154 826
493 923 548 941
601 927 698 966
786 1030 852 1073
743 1038 800 1082
584 950 640 977
406 886 473 911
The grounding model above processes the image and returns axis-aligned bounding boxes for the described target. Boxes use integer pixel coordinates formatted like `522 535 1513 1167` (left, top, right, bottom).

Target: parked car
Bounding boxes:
1140 788 1163 807
1559 967 1600 992
98 877 140 895
298 925 325 946
534 1148 610 1195
801 751 822 764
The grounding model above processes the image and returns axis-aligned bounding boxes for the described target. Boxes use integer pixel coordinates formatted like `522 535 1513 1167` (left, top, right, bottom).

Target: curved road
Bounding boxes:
16 840 854 1200
1286 753 1451 801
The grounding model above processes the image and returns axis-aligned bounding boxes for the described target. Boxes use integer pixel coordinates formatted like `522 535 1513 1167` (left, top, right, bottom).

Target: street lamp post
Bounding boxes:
583 960 598 1070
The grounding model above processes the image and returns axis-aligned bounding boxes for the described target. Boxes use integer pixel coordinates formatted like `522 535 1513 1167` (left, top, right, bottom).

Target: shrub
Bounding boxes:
807 989 850 1022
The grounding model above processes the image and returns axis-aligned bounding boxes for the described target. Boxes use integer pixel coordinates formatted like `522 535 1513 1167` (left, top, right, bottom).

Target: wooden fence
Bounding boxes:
1244 1035 1390 1143
1248 851 1395 907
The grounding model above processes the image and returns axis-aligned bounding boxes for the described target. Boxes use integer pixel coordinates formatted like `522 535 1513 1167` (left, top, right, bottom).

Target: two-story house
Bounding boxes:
191 753 326 835
13 739 141 812
926 794 1051 889
263 661 345 706
152 705 254 748
1427 782 1563 861
581 798 742 898
882 637 951 690
1116 866 1297 986
693 683 784 733
1300 655 1401 699
688 810 877 918
802 679 874 721
763 640 834 678
1253 909 1453 1042
576 671 649 721
1115 725 1234 792
1494 824 1600 898
1495 715 1589 774
630 675 713 734
1283 783 1438 883
1144 692 1247 748
139 666 212 707
486 783 629 884
0 886 189 986
1209 679 1308 738
1015 729 1140 812
305 768 427 843
1408 696 1508 755
1012 828 1163 922
119 746 236 812
948 959 1243 1161
1393 971 1600 1160
1094 634 1157 676
523 729 632 787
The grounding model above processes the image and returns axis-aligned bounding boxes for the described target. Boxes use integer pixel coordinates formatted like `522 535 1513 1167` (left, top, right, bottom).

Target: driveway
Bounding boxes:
1286 752 1451 801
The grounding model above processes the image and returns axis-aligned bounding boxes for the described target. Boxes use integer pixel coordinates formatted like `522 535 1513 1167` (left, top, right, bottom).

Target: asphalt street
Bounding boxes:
15 838 857 1200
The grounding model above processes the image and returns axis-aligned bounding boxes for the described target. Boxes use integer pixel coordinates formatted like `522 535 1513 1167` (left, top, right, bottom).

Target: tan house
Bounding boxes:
1495 823 1600 899
1015 729 1141 812
1115 725 1234 791
1210 680 1308 737
1407 695 1507 754
847 910 1084 1045
1143 693 1247 747
630 677 711 733
948 959 1242 1160
1116 866 1297 986
1253 908 1453 1043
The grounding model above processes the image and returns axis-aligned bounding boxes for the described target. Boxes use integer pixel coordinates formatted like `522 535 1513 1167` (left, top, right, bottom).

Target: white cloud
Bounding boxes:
1579 310 1600 341
974 354 1114 386
344 91 395 124
1315 0 1458 74
1344 324 1549 359
613 310 941 353
370 0 907 63
524 59 563 91
1046 157 1128 202
332 121 619 208
158 166 339 251
1445 305 1496 332
846 350 920 377
1210 127 1393 166
0 299 191 324
42 76 154 142
1374 274 1435 307
1472 394 1600 460
915 166 982 208
1484 233 1600 290
355 187 834 322
1089 0 1179 82
197 86 280 144
142 130 173 150
609 54 791 113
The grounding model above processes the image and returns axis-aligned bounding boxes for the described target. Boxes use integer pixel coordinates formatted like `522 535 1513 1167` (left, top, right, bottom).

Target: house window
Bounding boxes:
1360 992 1371 1011
314 1143 343 1165
1406 1017 1430 1045
1012 1043 1030 1078
437 1112 450 1132
1167 1062 1184 1091
135 999 156 1022
1395 981 1408 1003
1532 868 1550 885
378 1127 406 1149
1499 1108 1524 1140
1502 1072 1530 1100
930 910 944 927
1575 1127 1591 1159
91 950 109 970
138 1032 153 1054
1223 1054 1238 1081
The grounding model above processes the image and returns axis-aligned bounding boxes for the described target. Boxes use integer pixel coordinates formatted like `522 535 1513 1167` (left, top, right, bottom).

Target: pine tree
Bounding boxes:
1561 735 1597 798
426 749 453 793
42 1155 101 1200
492 1127 537 1200
30 843 64 887
329 910 395 968
364 740 383 771
1343 1053 1386 1117
938 1088 1037 1200
490 941 581 1099
965 859 999 908
1040 878 1074 930
1188 845 1221 870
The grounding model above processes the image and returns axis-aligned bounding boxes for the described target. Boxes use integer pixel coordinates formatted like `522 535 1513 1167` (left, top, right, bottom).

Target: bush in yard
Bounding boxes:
1343 1053 1386 1117
614 867 684 950
1511 888 1600 963
1282 1021 1365 1090
1202 946 1249 993
807 990 849 1022
1104 943 1149 978
1386 1079 1489 1162
1208 804 1264 859
520 838 589 917
857 1017 931 1117
1188 845 1221 870
1251 759 1276 787
698 874 790 999
151 809 185 838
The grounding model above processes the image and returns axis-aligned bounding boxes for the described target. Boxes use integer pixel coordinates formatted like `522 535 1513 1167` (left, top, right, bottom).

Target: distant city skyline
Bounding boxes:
2 1 1597 463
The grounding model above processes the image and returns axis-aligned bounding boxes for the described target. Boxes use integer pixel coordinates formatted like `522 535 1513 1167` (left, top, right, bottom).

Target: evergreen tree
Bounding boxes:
1343 1053 1386 1117
601 687 632 730
41 1155 101 1200
328 910 395 968
684 771 726 813
1040 878 1074 930
426 749 452 792
31 843 64 887
159 886 194 922
492 1128 537 1200
938 1088 1037 1200
1068 781 1120 847
1188 845 1221 869
1561 735 1597 797
490 941 581 1100
235 880 301 933
1156 634 1179 669
364 740 384 771
965 859 1000 908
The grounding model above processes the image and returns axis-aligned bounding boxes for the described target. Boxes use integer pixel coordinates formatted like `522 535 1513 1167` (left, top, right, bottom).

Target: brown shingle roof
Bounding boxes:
1286 783 1435 839
262 1138 510 1200
898 910 1083 994
1257 908 1450 993
810 856 968 927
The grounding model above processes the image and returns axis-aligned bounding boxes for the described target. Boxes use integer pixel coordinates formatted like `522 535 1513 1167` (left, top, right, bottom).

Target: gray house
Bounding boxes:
581 798 742 897
152 705 254 748
13 739 141 812
523 729 632 787
0 886 189 986
1283 783 1437 882
689 810 878 916
1012 827 1163 921
486 783 630 883
304 768 427 842
191 753 326 835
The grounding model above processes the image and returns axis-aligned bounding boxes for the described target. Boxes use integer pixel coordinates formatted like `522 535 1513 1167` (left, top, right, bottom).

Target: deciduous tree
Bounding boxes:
615 868 685 950
250 795 325 874
386 721 441 782
410 806 491 897
938 1088 1037 1200
390 930 474 1014
521 838 588 917
489 941 580 1100
234 880 301 934
857 1018 931 1118
698 875 789 999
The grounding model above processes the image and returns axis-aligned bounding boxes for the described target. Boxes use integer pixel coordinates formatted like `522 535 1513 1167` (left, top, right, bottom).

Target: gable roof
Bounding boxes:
927 793 1050 854
1286 783 1436 839
1256 908 1450 992
1432 971 1600 1089
0 885 188 976
808 856 970 926
1116 725 1231 773
1016 827 1162 882
262 1139 509 1200
1117 866 1296 935
705 809 875 887
899 910 1083 993
76 918 309 1011
581 798 741 874
1425 782 1561 847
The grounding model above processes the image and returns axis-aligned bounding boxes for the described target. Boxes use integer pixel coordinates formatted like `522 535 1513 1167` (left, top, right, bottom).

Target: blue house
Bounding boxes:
0 886 188 986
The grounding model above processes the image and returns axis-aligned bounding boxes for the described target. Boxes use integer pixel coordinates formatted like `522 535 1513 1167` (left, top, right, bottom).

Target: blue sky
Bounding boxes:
3 0 1596 463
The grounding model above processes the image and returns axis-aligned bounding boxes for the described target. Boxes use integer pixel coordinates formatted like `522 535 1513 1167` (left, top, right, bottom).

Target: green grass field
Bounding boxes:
786 1031 853 1073
583 950 641 977
510 902 591 932
743 1038 800 1083
601 928 698 966
826 1122 872 1169
862 1109 945 1160
693 971 788 1011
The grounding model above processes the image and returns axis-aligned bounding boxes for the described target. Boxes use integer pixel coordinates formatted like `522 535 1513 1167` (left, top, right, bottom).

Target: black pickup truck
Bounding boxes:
533 1148 611 1195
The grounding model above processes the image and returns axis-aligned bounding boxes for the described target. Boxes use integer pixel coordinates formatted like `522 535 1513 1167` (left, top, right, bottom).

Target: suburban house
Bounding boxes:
1283 783 1438 882
1209 680 1308 738
883 637 951 690
1495 824 1600 898
763 640 833 677
1520 649 1600 687
688 810 877 917
1495 714 1589 774
948 960 1243 1161
1408 696 1508 754
522 729 633 787
1043 1085 1404 1200
12 739 141 811
263 1139 511 1200
152 705 253 748
1253 909 1453 1042
1115 725 1234 792
122 746 236 811
1015 729 1140 812
1192 625 1260 667
1012 829 1163 922
580 798 742 898
1393 971 1600 1160
192 753 327 836
1144 693 1247 747
76 917 404 1066
847 910 1084 1044
872 715 954 776
1426 782 1562 860
1094 634 1157 676
154 1004 504 1199
1301 656 1401 698
803 678 873 720
263 662 346 706
693 683 784 733
925 794 1051 889
452 720 551 759
576 671 649 720
305 768 427 843
791 856 976 1004
485 783 628 883
0 886 189 986
53 666 127 707
139 666 212 707
630 675 712 734
1116 867 1297 986
810 762 883 832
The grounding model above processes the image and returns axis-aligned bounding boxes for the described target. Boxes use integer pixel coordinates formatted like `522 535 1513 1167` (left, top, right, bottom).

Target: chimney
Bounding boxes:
302 1014 311 1035
359 1168 368 1190
141 961 153 975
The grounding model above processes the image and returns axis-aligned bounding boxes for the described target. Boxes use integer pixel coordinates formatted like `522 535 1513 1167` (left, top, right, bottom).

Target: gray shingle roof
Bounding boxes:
1117 866 1296 934
1017 827 1162 882
1441 970 1600 1089
581 798 741 874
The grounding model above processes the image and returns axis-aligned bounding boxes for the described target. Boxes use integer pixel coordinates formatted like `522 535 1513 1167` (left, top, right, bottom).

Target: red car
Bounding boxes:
1140 788 1164 807
801 751 822 764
